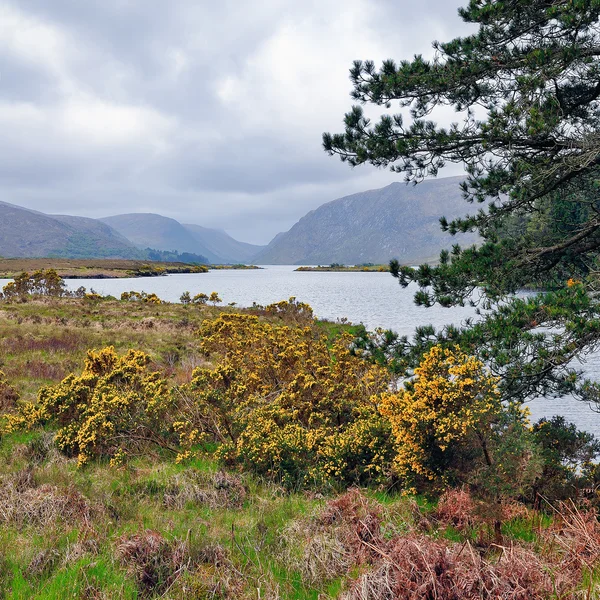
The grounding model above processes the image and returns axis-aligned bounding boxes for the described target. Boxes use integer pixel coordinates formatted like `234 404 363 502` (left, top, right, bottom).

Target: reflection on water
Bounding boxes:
1 265 599 436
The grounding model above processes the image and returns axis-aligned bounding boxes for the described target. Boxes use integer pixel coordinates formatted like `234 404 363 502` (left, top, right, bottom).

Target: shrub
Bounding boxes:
191 293 208 305
531 416 600 503
1 270 67 300
179 291 191 305
380 345 540 501
5 347 175 466
176 313 393 488
264 297 314 324
120 291 162 304
209 291 222 306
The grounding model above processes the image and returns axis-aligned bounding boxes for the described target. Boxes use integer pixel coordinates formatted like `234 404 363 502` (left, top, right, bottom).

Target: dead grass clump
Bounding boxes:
499 500 530 522
434 488 477 531
163 470 247 510
0 370 19 411
181 564 247 599
545 501 600 573
116 530 188 596
318 488 383 560
26 548 61 578
283 489 383 585
0 472 92 527
1 331 87 354
22 432 62 466
21 358 68 381
341 536 574 600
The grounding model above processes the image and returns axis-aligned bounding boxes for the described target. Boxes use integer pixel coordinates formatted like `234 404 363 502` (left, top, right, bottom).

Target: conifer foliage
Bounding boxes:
324 0 600 405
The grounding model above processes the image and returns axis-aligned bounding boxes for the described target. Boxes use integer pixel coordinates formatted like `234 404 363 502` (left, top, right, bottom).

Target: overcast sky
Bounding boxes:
0 0 473 244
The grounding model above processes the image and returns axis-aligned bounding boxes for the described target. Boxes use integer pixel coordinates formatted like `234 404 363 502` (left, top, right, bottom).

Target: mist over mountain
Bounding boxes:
182 224 264 264
100 214 265 264
254 177 479 265
0 203 263 264
100 214 209 257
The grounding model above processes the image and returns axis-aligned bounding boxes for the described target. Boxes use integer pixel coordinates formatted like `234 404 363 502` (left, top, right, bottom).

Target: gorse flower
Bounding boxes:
5 347 175 466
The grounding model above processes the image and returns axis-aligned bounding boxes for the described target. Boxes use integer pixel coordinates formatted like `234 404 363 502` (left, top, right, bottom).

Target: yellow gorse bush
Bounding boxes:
177 312 393 487
380 345 501 486
5 347 175 467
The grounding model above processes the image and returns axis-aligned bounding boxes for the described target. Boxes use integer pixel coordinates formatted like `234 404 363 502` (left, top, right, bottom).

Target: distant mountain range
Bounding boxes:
0 177 479 265
100 214 263 264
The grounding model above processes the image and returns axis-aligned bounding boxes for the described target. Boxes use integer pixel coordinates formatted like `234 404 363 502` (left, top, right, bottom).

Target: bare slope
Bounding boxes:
182 224 264 264
100 213 208 255
253 177 479 265
0 202 141 259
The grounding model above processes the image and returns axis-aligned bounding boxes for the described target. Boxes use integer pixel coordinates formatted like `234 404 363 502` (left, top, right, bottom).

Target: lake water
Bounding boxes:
2 265 599 435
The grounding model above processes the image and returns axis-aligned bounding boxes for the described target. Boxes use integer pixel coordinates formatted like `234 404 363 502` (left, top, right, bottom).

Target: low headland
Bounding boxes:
0 258 261 279
296 263 389 272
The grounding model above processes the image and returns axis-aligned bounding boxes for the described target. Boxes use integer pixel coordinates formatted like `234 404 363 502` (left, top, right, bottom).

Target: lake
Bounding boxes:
2 265 599 435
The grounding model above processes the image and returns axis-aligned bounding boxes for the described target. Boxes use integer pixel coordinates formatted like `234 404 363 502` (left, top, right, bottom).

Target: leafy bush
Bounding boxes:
176 313 393 487
380 346 540 499
1 269 67 300
120 291 162 304
5 347 175 466
531 416 600 503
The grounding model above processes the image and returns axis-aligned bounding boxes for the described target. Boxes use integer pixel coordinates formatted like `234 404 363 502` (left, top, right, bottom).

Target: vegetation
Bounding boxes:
143 248 209 265
4 1 600 597
295 264 389 272
323 0 600 412
209 264 262 270
1 279 600 596
0 259 208 279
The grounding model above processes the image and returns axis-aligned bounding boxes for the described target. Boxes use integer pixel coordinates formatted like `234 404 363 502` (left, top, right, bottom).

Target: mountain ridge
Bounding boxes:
253 177 478 265
0 201 143 260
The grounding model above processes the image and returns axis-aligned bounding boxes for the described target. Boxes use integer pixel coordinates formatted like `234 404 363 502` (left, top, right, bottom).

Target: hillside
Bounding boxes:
183 223 264 264
253 177 479 265
99 213 210 257
0 202 142 259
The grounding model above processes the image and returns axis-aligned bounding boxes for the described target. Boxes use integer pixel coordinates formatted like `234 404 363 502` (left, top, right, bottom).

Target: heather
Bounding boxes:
0 281 600 599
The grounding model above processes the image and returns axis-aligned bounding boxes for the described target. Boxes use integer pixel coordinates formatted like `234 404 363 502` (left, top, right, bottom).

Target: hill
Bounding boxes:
0 202 142 259
100 213 208 256
100 214 264 264
253 177 479 265
182 224 264 264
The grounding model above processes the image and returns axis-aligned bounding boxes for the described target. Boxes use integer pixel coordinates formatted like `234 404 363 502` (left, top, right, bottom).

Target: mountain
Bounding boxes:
100 214 264 264
253 177 479 265
100 213 205 255
0 201 142 259
182 224 264 264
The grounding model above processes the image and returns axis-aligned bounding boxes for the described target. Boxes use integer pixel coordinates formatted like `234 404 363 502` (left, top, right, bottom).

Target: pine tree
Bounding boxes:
324 0 600 404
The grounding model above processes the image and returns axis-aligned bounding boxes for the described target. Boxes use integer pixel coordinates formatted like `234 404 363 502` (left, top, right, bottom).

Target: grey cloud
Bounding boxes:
0 0 468 244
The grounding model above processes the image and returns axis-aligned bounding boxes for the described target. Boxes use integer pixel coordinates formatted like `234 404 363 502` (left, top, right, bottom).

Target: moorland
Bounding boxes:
1 272 600 598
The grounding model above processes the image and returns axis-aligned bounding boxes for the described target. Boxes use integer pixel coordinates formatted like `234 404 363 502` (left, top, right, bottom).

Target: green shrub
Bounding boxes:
5 347 176 467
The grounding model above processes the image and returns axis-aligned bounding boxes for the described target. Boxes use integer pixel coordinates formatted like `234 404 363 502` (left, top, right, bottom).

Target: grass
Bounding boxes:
1 295 599 598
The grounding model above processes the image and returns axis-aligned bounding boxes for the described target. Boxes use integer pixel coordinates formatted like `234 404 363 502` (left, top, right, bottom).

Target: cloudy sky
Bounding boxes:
0 0 472 244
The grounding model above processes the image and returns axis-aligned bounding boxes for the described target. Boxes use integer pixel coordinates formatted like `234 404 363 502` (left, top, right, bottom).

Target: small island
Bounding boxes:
209 264 262 270
295 263 389 272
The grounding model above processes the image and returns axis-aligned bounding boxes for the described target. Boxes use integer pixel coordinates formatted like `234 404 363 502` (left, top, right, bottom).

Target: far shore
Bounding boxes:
295 264 390 272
